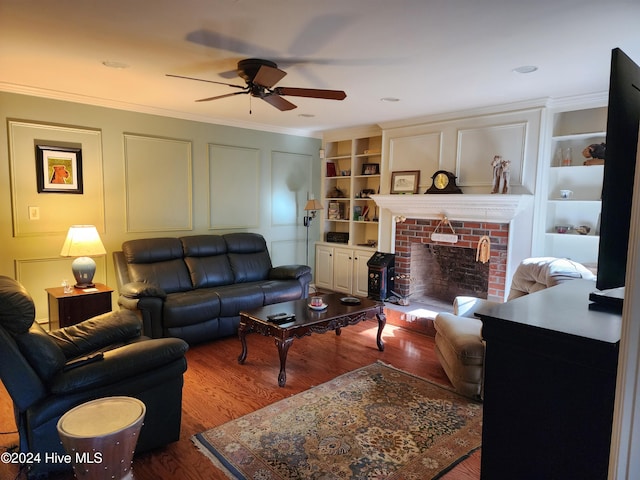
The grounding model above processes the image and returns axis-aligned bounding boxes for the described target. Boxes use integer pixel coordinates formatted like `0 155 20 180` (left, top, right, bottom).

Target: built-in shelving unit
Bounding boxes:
322 132 382 248
543 106 607 265
316 129 382 293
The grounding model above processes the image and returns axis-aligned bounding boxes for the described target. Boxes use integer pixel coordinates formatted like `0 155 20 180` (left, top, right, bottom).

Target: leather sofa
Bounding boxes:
0 275 189 479
114 232 312 344
434 257 596 399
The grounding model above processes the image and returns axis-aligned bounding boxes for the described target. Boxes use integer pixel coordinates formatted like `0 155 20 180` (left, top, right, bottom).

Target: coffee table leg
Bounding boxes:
238 321 248 364
275 337 294 387
376 312 386 351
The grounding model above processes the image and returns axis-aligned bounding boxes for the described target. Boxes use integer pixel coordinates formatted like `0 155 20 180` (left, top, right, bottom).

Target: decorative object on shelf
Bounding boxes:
328 201 343 220
425 170 462 194
560 189 574 199
575 225 591 235
326 231 349 244
353 205 363 220
60 225 106 288
555 225 572 234
490 156 511 194
562 147 573 166
358 188 376 198
35 145 83 194
326 186 345 198
361 163 379 175
582 142 606 165
303 197 323 265
390 170 420 194
326 162 337 177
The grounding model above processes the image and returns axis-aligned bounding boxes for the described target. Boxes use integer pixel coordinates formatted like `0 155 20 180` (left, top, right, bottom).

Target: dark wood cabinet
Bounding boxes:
46 283 113 329
476 280 621 480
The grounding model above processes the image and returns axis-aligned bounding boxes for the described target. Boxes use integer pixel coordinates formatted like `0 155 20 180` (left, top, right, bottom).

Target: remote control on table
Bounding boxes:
267 312 295 323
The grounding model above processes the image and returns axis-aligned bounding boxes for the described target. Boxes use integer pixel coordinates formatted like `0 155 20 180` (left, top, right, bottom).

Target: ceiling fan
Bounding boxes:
167 58 347 111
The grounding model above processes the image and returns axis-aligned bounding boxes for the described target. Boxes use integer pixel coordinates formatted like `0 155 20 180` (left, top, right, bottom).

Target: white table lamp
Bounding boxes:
60 225 106 288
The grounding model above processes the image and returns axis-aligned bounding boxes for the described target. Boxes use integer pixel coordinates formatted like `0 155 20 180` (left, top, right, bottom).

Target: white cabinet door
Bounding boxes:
314 245 334 291
333 247 353 294
352 248 372 297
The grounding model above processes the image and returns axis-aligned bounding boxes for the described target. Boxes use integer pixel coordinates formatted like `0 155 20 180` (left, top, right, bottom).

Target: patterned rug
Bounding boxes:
193 362 482 479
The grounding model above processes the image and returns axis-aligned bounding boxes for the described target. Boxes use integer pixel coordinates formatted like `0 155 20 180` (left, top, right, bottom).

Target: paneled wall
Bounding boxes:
0 92 321 322
376 105 543 251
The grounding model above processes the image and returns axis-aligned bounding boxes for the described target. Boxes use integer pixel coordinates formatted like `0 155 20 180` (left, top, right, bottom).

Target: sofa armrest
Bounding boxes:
120 281 167 299
269 265 312 280
453 296 499 318
48 310 142 359
50 338 188 395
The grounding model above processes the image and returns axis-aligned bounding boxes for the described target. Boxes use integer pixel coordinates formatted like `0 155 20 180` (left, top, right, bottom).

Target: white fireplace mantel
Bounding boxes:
370 193 533 223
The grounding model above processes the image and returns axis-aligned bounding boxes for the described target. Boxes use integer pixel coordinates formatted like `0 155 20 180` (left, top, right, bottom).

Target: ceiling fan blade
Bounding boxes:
253 65 287 88
166 74 245 89
196 91 247 102
261 94 297 111
275 87 347 100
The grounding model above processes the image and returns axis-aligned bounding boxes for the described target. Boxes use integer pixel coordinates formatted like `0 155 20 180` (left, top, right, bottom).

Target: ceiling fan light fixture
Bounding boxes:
512 65 538 74
298 113 315 118
380 97 400 102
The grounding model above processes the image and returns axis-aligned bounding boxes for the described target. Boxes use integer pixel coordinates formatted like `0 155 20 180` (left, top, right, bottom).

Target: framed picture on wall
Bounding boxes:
391 170 420 194
35 145 83 194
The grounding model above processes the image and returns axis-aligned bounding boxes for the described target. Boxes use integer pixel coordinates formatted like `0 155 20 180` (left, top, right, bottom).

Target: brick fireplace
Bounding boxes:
394 218 508 302
371 193 533 304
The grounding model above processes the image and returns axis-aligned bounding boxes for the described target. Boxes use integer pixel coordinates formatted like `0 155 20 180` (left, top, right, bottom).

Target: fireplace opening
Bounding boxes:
393 218 509 304
409 244 489 304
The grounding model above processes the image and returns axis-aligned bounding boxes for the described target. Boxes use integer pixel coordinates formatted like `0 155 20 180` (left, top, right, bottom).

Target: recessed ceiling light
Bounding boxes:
380 97 400 102
512 65 538 74
298 113 315 118
102 60 129 69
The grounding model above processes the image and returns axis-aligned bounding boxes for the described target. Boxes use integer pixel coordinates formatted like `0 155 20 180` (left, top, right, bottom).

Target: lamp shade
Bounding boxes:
60 225 106 288
60 225 106 257
304 199 323 211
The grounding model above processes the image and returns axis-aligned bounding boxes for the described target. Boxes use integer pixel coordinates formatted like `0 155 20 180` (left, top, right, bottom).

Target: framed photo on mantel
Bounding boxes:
390 170 420 194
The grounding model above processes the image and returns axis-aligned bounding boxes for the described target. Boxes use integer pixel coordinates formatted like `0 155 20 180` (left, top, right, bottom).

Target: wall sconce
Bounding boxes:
303 198 323 265
60 225 106 288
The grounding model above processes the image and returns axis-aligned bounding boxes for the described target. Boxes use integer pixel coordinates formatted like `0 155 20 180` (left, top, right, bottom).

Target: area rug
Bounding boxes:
193 361 482 479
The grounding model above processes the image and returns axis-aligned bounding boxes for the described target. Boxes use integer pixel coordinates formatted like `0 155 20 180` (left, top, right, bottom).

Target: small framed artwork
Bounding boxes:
361 163 379 175
35 145 83 194
391 170 420 194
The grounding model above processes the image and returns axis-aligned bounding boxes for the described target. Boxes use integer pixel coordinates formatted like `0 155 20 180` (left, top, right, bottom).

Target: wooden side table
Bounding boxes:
46 283 113 330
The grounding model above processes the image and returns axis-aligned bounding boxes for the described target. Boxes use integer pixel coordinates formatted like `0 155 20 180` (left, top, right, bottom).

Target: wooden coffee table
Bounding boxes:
238 293 386 387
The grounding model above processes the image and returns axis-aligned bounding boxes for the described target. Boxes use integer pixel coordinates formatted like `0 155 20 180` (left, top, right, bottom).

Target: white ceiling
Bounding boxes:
1 0 639 137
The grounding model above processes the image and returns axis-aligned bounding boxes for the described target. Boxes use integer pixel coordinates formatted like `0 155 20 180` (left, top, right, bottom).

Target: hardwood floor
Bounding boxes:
0 315 480 480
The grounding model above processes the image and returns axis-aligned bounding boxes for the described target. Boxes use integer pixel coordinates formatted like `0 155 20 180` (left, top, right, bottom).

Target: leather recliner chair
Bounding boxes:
0 276 189 478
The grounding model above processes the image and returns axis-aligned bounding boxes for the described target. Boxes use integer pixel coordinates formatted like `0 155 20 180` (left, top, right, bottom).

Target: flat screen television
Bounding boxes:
590 48 640 310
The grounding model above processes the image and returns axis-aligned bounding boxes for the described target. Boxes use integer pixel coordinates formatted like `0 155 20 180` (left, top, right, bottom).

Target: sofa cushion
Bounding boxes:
224 233 272 282
228 252 272 283
260 280 304 304
213 283 265 316
123 238 193 294
182 235 234 288
163 290 221 329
